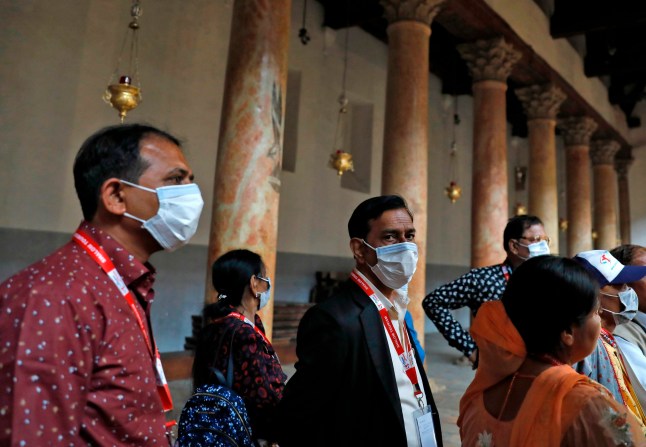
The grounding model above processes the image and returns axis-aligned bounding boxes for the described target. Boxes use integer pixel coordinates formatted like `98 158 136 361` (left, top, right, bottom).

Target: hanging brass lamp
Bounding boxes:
329 95 354 176
329 149 354 176
514 202 528 216
444 103 462 203
103 1 143 123
444 181 462 203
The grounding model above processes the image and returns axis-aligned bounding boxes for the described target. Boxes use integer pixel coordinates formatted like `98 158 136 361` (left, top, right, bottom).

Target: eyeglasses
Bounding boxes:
518 235 551 247
600 285 629 297
255 275 271 291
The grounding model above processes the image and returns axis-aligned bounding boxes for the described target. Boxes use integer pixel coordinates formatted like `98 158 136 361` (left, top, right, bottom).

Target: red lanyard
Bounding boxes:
501 264 511 282
73 229 173 413
350 271 424 406
227 311 273 349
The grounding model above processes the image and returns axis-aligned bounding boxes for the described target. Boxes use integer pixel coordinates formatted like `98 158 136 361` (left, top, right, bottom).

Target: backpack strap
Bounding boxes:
209 319 241 388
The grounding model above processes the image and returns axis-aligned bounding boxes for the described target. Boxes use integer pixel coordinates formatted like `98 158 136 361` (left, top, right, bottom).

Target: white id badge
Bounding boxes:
413 405 438 447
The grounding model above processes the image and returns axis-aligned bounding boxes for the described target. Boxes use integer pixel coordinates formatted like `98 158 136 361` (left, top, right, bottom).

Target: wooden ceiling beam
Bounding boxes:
550 0 646 38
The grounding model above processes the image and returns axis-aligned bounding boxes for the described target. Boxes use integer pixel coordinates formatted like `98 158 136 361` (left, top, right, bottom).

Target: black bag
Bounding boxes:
177 326 253 447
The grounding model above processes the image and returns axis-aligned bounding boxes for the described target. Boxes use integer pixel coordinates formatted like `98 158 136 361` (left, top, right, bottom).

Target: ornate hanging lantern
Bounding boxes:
103 1 143 123
444 99 462 203
445 180 462 203
329 95 354 176
328 27 354 176
514 202 528 216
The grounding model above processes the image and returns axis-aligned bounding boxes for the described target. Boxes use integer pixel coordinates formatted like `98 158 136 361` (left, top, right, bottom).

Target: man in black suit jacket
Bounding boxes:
276 195 443 447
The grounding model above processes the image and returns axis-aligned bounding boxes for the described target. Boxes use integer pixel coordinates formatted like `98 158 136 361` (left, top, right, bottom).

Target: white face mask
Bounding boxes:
601 287 638 326
362 240 418 290
516 239 550 261
255 275 271 310
121 179 204 251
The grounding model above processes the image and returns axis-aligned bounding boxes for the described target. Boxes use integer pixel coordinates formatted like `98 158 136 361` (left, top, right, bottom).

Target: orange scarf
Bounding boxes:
458 301 589 447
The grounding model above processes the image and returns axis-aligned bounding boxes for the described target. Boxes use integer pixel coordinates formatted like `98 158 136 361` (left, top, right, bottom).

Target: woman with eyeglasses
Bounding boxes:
192 249 286 446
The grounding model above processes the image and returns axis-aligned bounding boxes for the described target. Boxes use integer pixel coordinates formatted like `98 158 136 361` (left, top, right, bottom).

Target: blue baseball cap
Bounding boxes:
574 250 646 286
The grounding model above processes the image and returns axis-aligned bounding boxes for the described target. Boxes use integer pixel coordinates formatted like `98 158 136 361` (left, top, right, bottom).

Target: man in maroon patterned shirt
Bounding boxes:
0 124 203 446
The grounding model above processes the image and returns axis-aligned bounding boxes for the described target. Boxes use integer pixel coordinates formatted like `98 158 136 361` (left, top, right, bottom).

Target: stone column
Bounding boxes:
591 140 620 250
558 117 597 256
615 155 634 245
458 38 521 267
515 84 566 254
206 0 292 339
380 0 445 348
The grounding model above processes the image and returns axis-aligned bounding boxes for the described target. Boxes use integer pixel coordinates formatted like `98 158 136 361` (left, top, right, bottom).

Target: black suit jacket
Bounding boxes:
276 279 443 446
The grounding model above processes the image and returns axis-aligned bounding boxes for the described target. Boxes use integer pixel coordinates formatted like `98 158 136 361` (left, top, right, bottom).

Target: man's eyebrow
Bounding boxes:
379 228 416 234
166 167 194 181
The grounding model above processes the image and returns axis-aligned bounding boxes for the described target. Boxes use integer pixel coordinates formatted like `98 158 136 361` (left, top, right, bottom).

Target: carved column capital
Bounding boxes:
515 84 566 120
590 139 620 166
381 0 446 24
457 37 521 83
558 116 598 146
615 155 634 179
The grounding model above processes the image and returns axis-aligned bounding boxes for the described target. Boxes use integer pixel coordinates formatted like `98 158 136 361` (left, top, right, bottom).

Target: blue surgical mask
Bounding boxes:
362 240 418 289
516 240 550 261
255 276 271 310
601 287 638 326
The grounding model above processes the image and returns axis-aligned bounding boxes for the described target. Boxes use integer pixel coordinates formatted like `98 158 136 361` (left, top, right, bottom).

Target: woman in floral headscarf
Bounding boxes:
459 256 645 446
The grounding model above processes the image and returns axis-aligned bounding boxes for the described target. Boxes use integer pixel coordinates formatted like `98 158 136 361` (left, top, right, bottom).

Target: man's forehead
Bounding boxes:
369 208 414 229
140 137 187 165
523 224 545 234
632 250 646 267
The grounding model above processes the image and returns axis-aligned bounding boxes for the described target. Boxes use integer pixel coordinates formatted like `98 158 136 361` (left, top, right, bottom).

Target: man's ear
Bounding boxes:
508 239 520 255
350 238 365 265
99 178 127 216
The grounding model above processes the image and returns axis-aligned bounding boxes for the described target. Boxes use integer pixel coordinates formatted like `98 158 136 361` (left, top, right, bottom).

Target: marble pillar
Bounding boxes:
615 155 634 245
591 140 621 250
206 0 292 339
558 117 597 256
458 38 521 267
380 0 445 346
515 84 566 254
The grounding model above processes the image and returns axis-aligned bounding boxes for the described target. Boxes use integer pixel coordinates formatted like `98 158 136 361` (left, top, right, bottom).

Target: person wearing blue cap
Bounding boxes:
611 245 646 355
574 249 646 433
610 245 646 410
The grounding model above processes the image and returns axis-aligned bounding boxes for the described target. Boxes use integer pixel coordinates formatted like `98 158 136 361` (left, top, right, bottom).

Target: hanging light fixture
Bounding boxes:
298 0 311 45
444 98 462 203
511 137 527 215
329 26 354 176
514 203 528 216
103 0 143 123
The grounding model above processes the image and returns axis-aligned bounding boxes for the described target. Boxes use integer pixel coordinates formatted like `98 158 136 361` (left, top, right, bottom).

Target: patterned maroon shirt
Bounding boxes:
0 222 168 446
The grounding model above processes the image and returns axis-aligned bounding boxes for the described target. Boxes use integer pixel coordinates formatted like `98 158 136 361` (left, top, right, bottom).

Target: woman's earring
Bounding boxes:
256 293 260 298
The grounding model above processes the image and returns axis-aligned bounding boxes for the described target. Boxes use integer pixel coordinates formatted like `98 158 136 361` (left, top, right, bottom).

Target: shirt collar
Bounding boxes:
635 311 646 328
353 269 395 313
78 221 156 303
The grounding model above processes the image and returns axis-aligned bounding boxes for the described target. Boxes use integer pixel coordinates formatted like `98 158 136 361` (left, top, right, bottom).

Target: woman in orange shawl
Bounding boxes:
458 256 645 446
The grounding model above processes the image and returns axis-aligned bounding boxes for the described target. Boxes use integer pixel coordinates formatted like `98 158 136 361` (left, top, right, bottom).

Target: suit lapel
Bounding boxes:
352 284 406 431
